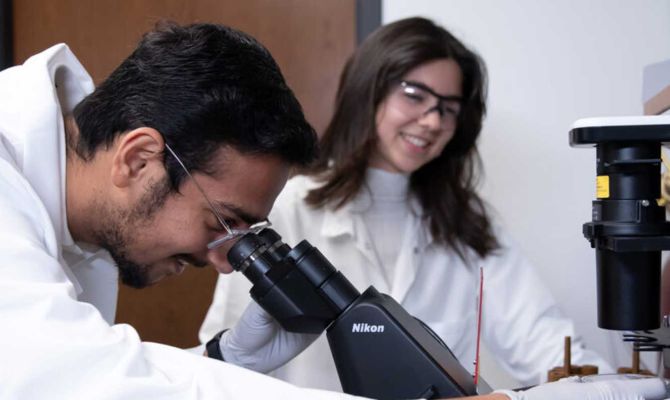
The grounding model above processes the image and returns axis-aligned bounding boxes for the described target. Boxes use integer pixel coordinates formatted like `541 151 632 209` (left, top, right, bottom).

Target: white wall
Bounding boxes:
384 0 670 388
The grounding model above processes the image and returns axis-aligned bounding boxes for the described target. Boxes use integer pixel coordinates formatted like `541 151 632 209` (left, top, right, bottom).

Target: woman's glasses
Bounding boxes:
395 80 463 131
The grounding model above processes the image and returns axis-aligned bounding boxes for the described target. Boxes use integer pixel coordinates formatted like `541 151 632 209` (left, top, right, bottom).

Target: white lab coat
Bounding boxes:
200 174 613 390
0 44 362 400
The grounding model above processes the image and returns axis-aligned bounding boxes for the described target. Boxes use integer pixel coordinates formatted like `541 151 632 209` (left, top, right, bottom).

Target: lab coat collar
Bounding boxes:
18 44 94 253
319 189 434 246
14 44 95 291
319 183 378 238
320 199 357 239
320 205 355 238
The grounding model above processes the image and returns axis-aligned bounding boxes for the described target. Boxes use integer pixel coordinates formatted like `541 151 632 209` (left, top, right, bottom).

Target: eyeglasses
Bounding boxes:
163 143 271 251
394 80 463 130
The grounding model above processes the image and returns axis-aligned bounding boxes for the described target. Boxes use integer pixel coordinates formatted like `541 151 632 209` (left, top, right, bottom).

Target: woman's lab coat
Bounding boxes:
0 44 358 400
200 174 612 390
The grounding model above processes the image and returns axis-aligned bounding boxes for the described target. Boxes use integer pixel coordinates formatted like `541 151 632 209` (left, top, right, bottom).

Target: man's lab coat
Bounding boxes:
0 44 358 399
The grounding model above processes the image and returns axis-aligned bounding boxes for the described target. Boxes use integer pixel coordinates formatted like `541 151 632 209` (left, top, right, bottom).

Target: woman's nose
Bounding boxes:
418 107 443 131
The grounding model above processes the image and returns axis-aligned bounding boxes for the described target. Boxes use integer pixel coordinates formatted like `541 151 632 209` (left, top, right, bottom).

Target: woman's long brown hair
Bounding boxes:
305 17 499 260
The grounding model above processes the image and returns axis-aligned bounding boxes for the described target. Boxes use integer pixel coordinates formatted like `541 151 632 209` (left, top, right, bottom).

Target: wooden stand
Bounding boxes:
547 337 599 382
617 350 654 376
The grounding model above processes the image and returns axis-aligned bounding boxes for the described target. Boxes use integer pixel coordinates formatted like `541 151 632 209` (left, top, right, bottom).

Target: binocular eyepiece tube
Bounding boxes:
227 229 360 334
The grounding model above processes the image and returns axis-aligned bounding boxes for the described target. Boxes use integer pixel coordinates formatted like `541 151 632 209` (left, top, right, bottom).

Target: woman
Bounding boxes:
200 17 610 389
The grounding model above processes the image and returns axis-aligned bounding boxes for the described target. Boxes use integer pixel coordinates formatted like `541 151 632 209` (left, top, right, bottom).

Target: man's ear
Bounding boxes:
111 127 165 188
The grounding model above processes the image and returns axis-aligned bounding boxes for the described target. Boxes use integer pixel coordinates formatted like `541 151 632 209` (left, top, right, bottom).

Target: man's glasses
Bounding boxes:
163 143 271 251
395 80 463 131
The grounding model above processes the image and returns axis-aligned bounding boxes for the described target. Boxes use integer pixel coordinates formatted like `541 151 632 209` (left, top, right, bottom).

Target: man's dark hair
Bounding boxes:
72 22 317 190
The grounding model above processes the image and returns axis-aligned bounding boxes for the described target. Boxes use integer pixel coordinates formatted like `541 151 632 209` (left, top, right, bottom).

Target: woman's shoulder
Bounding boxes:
274 174 322 209
270 174 328 245
272 174 329 220
282 174 323 196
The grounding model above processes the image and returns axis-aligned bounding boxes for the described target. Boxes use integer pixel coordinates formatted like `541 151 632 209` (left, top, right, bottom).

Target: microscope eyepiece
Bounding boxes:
257 228 291 261
226 233 266 273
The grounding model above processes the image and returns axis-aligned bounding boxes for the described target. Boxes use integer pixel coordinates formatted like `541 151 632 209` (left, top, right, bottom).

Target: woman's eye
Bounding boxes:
403 92 425 103
441 105 458 116
440 102 461 116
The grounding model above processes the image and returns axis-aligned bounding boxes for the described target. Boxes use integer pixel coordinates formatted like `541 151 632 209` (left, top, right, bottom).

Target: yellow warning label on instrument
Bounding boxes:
596 176 610 198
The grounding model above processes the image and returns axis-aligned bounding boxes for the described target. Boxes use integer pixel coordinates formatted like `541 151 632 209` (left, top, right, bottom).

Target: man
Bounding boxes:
0 22 348 399
0 21 664 399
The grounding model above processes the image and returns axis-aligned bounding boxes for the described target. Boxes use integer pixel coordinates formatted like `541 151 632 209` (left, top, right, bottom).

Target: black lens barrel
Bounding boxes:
588 142 665 330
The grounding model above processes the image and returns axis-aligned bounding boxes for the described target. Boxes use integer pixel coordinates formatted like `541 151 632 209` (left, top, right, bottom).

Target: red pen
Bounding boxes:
474 267 484 386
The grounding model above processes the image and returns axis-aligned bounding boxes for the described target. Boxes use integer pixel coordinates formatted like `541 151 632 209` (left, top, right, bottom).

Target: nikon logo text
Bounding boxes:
351 323 385 333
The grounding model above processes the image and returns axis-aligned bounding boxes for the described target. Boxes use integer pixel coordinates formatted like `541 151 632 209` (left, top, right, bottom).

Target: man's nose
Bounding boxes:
205 245 235 274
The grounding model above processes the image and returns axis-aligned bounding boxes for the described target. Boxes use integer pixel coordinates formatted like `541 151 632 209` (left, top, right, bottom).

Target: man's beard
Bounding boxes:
93 178 173 289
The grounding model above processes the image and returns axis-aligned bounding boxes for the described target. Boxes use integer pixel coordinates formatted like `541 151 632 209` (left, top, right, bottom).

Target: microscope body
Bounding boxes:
227 229 478 399
327 287 476 399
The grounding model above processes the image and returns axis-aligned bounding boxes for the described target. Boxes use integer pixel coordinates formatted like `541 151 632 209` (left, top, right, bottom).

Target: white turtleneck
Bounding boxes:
358 167 411 286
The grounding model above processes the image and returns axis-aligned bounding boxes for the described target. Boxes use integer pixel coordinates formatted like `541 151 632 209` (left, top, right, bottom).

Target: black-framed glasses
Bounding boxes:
163 143 271 250
396 80 463 130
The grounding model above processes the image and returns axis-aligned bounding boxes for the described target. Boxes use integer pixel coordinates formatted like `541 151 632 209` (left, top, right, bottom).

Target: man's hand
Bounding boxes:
218 300 319 373
494 376 668 400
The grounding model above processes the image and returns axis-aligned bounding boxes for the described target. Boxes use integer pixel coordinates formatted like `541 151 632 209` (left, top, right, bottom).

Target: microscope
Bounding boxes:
226 228 480 399
570 115 670 364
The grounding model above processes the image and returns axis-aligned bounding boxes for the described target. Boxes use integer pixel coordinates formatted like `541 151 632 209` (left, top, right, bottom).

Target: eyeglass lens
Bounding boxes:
398 82 461 129
207 220 272 250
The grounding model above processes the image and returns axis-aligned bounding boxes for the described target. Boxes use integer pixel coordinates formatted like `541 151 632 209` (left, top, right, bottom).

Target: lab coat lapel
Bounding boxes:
320 198 390 293
352 216 390 292
320 203 355 238
389 198 433 303
388 213 419 302
1 45 94 295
